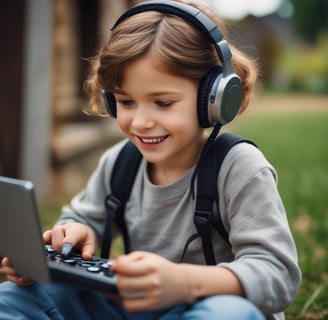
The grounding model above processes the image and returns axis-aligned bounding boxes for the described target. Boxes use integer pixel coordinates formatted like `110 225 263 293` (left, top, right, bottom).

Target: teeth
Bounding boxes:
141 136 166 144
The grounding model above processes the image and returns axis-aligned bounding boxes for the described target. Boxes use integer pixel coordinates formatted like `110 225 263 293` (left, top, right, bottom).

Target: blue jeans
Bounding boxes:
0 281 266 319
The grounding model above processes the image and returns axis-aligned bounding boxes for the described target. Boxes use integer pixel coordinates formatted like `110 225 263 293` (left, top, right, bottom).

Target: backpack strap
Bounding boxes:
182 133 256 265
195 132 256 264
101 141 142 258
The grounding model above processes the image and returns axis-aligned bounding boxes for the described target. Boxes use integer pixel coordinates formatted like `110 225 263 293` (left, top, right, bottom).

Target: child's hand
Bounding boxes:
1 257 34 286
112 251 192 311
43 222 96 260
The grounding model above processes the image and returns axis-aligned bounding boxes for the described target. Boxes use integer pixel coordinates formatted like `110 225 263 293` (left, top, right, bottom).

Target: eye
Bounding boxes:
118 99 134 107
155 100 174 108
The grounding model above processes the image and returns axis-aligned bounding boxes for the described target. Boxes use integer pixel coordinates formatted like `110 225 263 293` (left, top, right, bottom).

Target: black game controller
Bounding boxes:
45 246 118 294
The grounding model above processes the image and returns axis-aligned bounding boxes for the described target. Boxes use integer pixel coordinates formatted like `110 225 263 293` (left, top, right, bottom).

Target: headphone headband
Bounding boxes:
112 0 223 48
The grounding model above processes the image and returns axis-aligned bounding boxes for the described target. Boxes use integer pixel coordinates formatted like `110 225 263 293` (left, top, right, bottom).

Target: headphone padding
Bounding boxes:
197 67 222 128
102 90 117 118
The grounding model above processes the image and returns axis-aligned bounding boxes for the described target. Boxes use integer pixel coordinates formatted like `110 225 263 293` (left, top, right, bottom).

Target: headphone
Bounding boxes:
101 0 242 127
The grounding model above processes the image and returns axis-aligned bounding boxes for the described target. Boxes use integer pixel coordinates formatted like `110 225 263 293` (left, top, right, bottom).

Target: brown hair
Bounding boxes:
84 0 258 116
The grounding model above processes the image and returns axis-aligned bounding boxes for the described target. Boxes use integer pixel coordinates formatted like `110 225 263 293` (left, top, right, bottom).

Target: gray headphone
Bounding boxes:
101 0 242 128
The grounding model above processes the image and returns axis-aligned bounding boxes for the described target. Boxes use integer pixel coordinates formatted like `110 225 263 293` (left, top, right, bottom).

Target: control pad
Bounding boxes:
45 246 114 276
45 246 117 293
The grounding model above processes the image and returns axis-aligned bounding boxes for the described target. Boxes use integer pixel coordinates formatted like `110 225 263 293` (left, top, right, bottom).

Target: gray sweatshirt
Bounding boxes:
56 139 301 319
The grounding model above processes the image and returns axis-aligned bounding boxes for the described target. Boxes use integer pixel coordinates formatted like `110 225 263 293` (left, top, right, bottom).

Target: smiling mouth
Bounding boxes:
139 135 168 144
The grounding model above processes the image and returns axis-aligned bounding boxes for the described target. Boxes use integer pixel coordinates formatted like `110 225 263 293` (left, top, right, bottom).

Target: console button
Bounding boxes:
63 259 76 265
87 266 101 273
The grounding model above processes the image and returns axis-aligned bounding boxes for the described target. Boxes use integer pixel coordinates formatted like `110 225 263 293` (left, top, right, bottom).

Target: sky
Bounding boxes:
198 0 284 20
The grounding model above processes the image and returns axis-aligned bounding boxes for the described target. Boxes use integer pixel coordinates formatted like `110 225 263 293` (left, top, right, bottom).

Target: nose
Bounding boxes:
131 104 155 130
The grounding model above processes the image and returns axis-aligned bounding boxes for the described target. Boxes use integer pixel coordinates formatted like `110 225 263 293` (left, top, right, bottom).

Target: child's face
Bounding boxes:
114 54 205 170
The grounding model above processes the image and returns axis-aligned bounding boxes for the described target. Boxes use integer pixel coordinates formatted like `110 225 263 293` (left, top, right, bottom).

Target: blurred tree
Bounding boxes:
290 0 328 43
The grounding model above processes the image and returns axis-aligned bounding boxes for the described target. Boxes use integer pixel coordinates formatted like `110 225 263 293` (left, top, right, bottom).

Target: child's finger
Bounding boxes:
42 230 52 243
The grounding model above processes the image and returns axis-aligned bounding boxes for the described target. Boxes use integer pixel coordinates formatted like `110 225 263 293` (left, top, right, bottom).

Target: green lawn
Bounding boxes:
227 110 328 319
4 102 328 319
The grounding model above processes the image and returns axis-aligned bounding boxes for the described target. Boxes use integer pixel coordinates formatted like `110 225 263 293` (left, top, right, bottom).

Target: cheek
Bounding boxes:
170 107 200 136
182 101 200 128
178 113 198 131
185 93 199 125
116 109 130 133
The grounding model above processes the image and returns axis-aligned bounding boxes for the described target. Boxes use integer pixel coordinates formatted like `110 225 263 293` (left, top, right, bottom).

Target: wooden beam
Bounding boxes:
0 0 25 178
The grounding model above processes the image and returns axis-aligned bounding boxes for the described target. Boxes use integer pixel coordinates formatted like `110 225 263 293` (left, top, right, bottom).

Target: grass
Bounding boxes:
3 97 327 318
226 110 328 319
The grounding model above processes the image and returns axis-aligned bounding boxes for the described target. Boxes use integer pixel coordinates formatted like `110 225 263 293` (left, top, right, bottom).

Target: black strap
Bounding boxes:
193 132 256 265
101 141 142 258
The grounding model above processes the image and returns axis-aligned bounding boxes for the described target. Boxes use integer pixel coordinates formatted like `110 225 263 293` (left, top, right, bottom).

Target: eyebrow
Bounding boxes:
113 88 127 95
113 88 182 97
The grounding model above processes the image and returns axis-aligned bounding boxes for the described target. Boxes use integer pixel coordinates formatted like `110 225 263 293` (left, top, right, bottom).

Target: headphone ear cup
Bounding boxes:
217 73 242 125
197 67 222 128
101 89 117 117
197 66 242 127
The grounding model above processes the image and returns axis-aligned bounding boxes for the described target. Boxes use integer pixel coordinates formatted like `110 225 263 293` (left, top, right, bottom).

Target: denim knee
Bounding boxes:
185 295 265 320
0 281 129 320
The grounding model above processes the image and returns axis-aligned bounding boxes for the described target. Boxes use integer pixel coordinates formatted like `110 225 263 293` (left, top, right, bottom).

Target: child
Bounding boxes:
0 1 301 319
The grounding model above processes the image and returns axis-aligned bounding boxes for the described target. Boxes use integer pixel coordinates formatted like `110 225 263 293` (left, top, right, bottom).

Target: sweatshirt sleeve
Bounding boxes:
55 139 127 245
218 143 302 315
